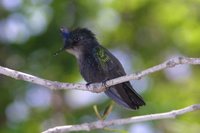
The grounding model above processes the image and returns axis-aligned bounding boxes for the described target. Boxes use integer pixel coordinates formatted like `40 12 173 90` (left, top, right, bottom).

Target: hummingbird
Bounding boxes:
56 27 145 110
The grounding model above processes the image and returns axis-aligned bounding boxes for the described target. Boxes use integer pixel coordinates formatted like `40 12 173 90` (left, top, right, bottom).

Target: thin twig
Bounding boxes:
0 56 200 92
42 104 200 133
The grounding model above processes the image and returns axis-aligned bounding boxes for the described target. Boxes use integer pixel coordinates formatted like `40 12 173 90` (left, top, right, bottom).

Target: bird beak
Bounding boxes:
54 27 70 56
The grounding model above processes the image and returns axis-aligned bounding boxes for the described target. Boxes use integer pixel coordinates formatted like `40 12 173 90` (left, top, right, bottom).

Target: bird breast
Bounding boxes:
78 55 106 82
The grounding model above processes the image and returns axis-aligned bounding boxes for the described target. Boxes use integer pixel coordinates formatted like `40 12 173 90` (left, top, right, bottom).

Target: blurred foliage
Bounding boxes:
0 0 200 133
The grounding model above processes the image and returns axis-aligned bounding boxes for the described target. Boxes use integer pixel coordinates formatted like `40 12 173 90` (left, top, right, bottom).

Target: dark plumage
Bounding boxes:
59 27 145 110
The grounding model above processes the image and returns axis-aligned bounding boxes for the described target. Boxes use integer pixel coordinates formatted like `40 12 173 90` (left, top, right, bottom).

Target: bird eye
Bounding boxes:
73 37 80 43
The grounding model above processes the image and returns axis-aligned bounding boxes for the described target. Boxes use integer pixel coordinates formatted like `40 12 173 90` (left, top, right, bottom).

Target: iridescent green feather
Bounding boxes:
94 47 110 67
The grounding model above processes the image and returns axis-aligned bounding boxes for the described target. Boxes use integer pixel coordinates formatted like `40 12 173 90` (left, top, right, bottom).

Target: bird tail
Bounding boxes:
104 82 145 110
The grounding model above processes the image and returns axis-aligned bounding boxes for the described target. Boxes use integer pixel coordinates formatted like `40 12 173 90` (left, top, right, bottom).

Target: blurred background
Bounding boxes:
0 0 200 133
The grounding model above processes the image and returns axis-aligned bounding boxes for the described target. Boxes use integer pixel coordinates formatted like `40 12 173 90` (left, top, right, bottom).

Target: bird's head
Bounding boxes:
55 27 98 58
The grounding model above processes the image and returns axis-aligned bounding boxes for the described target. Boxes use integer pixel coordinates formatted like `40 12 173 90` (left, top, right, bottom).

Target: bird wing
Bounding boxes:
93 46 145 109
93 45 126 77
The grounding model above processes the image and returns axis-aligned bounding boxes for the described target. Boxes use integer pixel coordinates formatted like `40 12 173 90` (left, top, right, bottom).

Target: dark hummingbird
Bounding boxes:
56 27 145 110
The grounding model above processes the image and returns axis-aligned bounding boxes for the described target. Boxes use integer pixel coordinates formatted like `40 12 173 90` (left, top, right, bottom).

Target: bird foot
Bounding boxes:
102 78 109 89
86 79 109 90
86 82 93 87
86 82 95 90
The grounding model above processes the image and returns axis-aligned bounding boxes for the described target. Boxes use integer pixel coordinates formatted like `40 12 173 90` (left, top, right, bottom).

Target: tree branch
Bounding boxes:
42 104 200 133
0 56 200 92
1 57 200 132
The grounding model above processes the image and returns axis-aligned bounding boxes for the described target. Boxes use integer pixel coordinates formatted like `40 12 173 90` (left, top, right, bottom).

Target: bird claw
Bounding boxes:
86 79 109 90
86 82 93 89
86 82 92 86
102 78 109 89
86 82 94 87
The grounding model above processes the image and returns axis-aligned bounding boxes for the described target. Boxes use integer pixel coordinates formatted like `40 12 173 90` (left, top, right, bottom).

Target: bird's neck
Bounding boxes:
79 40 99 56
81 49 95 60
69 40 99 60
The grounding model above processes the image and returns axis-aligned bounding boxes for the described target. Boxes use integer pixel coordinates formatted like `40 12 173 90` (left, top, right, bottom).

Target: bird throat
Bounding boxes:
66 48 82 59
